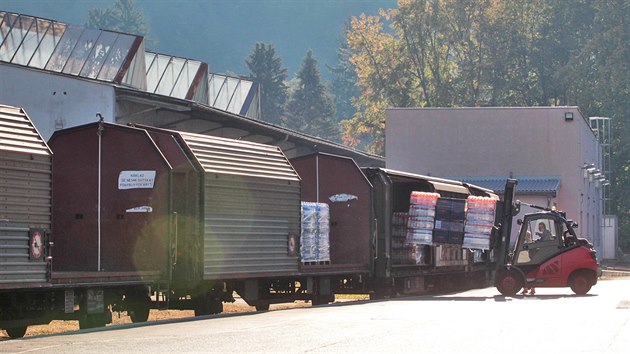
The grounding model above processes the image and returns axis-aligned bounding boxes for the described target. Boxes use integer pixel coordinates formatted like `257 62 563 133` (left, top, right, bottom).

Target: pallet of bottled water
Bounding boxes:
300 202 330 263
463 196 497 250
406 191 440 246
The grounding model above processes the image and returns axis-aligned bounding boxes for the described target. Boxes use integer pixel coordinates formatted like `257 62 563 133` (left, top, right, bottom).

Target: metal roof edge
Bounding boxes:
115 87 384 164
48 120 174 170
290 152 371 188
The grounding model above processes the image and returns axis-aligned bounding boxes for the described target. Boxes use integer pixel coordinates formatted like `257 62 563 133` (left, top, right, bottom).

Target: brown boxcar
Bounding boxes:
49 122 172 274
286 153 375 299
290 153 373 276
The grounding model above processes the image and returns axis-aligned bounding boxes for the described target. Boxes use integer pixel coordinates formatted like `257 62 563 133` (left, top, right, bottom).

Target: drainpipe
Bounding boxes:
96 113 105 271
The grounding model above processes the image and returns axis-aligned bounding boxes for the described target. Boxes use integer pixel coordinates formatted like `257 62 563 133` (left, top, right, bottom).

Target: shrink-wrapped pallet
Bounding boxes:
392 212 413 264
406 192 440 246
463 196 497 250
300 202 330 262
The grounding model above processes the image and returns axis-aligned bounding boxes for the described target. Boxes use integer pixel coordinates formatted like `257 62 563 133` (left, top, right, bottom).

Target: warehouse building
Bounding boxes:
386 107 615 258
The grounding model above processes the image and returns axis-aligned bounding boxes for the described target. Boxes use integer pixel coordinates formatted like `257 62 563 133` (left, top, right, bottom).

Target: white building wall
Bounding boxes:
386 107 603 246
0 65 116 140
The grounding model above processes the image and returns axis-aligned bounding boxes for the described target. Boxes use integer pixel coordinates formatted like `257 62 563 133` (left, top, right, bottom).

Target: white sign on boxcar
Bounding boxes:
118 170 156 190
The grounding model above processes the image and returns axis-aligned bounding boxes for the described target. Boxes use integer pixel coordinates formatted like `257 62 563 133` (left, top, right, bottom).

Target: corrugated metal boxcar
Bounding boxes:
0 105 56 338
49 121 302 314
0 104 51 289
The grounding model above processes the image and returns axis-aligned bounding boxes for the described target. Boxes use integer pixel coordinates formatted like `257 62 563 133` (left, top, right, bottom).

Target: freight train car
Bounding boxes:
49 120 303 316
289 153 374 302
290 154 500 299
1 106 506 339
0 105 53 338
362 167 499 296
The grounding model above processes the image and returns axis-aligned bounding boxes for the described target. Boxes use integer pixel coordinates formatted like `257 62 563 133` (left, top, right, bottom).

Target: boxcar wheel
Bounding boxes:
194 298 223 316
496 271 523 296
570 272 592 295
5 326 27 339
255 303 270 311
79 313 109 330
129 295 151 323
194 301 211 316
312 294 334 306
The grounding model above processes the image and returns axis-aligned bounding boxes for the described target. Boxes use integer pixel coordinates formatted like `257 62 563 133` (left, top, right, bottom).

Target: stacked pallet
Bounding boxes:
392 212 415 264
406 192 440 245
404 192 440 265
463 196 497 250
300 202 330 263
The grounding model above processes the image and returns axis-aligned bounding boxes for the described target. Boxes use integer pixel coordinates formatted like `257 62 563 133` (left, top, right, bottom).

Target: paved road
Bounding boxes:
2 279 629 353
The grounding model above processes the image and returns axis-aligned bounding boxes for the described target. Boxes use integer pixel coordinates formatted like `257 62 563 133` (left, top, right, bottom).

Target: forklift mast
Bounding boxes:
496 179 518 268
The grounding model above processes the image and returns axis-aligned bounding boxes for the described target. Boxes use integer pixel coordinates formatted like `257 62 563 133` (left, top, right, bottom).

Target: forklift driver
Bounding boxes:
536 222 553 241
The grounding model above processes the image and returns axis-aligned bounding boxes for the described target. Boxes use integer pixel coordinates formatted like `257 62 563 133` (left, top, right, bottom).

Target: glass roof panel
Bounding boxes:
213 77 231 111
0 14 31 62
149 54 172 93
0 12 9 44
62 28 100 76
9 15 41 65
183 60 203 100
243 86 260 118
1 11 262 114
0 13 18 52
225 79 242 114
208 74 224 105
28 19 65 69
144 51 159 92
46 24 82 72
97 32 136 81
163 56 187 98
0 11 5 32
120 40 147 90
229 79 253 114
144 51 156 71
192 70 209 104
79 30 118 79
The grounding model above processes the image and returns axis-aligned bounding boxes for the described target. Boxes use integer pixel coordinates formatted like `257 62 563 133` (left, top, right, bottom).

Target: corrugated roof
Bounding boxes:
453 176 561 196
0 104 51 155
178 131 300 181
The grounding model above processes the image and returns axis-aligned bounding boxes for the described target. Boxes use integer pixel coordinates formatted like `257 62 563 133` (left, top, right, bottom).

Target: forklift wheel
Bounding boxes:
569 272 592 295
497 271 523 296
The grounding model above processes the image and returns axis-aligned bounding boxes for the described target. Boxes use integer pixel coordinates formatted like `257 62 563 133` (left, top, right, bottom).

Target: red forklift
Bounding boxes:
494 180 600 296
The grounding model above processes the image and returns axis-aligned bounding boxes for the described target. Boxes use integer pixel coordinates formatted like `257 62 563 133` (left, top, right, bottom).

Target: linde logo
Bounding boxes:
118 170 156 190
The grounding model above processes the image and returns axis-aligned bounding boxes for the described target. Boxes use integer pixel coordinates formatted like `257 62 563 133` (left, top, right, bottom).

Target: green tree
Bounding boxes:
480 1 549 105
565 0 630 249
329 34 360 123
286 49 338 141
246 43 289 126
537 0 596 105
86 0 149 37
343 0 493 153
